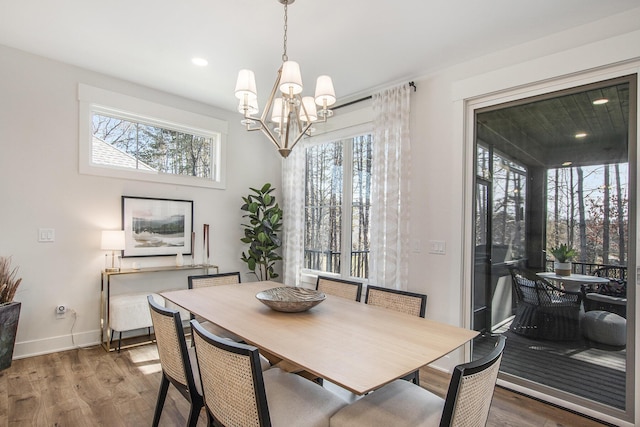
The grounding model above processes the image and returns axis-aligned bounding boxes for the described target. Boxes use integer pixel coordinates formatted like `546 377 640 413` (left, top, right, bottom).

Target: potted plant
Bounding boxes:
550 244 576 276
240 183 283 281
0 256 22 371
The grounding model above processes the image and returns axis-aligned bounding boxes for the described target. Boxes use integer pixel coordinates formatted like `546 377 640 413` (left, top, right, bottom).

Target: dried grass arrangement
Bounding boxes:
0 257 22 305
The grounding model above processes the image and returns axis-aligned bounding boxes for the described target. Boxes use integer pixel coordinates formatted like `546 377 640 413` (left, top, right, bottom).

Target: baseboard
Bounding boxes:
13 329 102 359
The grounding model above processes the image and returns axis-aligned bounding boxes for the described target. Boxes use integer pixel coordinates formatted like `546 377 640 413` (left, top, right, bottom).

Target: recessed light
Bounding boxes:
575 132 587 139
191 57 208 67
562 161 573 166
592 98 609 105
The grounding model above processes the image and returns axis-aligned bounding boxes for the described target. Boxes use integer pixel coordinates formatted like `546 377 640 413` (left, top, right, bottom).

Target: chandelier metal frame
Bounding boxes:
235 0 335 158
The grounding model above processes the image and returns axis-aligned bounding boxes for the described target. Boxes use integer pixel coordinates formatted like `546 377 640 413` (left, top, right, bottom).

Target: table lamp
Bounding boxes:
101 230 125 272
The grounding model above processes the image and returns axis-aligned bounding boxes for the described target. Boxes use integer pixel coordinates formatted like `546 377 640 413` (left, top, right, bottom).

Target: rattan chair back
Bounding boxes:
440 335 506 427
148 296 203 427
316 276 363 302
188 272 241 323
365 285 427 317
191 319 270 427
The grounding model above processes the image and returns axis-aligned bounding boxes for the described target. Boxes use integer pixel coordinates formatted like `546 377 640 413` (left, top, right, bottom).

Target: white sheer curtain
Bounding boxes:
281 140 307 286
369 84 411 289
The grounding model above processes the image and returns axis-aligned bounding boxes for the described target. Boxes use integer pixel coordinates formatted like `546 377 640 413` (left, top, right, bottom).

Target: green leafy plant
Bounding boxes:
240 183 283 281
0 257 22 305
549 244 576 263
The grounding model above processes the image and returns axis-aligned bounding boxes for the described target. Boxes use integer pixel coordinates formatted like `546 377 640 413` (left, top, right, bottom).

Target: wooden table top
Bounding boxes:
161 281 478 395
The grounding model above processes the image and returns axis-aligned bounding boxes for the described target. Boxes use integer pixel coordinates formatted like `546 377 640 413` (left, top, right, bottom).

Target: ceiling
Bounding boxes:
477 79 631 169
1 1 639 113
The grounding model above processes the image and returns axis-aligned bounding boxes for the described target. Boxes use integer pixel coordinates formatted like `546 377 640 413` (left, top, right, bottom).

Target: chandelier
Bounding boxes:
235 0 336 158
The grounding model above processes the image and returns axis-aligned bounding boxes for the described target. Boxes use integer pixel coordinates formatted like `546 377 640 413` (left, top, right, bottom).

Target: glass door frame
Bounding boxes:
462 68 637 424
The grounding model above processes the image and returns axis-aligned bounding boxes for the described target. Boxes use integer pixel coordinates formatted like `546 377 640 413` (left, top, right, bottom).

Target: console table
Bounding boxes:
100 264 218 352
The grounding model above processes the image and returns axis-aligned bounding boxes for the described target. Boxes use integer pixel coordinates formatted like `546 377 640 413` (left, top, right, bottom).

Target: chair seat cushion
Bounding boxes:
110 292 164 332
263 368 347 427
329 379 444 427
582 310 626 346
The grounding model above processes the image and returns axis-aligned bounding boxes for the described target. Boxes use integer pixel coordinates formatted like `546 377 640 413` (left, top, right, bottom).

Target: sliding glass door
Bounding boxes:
471 75 635 419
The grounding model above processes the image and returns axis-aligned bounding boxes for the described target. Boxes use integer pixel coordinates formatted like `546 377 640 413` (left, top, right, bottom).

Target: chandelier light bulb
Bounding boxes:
238 97 259 115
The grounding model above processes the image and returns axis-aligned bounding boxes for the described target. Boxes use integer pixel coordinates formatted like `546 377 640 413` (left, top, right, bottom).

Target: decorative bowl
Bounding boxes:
256 287 326 313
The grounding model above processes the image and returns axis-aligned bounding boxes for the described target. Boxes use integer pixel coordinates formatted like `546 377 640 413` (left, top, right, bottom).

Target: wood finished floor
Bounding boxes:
0 343 609 426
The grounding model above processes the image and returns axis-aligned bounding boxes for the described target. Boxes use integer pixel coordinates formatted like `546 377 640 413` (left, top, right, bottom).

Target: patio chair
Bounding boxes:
508 267 582 341
316 276 363 301
329 335 506 427
190 319 347 427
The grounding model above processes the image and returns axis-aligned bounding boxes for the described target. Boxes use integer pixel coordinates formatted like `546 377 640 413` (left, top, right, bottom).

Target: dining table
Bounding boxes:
161 281 478 395
536 272 609 292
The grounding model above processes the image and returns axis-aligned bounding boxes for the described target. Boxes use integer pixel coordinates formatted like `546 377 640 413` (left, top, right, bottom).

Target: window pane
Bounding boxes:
546 164 629 265
304 141 344 274
91 113 216 179
351 135 372 278
492 153 526 260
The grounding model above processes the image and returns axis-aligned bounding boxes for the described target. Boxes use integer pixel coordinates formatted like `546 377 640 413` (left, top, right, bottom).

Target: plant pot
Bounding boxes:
554 261 572 276
0 301 21 371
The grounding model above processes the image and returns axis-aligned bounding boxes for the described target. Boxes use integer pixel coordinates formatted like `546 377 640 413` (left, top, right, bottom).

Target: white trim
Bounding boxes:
77 83 228 189
13 329 101 359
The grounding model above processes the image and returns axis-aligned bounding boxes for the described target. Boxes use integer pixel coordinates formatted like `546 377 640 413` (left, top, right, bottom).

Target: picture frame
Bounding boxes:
121 196 193 258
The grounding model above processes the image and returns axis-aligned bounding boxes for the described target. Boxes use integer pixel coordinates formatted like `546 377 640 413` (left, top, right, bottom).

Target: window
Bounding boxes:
546 163 629 265
78 84 227 188
304 133 372 279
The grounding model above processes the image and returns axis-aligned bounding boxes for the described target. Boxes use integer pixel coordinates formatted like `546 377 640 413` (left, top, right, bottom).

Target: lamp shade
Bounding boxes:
279 61 303 95
235 69 258 100
101 230 125 250
300 96 318 122
314 75 336 107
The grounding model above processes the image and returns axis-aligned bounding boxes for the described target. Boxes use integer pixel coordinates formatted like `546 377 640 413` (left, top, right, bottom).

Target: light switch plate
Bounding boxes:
428 240 446 255
38 228 55 242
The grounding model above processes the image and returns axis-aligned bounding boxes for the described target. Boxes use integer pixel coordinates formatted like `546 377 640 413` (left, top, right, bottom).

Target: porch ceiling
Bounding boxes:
477 81 630 169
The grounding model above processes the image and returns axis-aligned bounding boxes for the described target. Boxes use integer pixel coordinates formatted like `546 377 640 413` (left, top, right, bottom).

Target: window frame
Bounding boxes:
302 123 373 281
78 84 228 189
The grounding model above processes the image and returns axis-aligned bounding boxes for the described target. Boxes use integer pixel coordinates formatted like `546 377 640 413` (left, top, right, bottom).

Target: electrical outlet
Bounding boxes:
56 305 67 319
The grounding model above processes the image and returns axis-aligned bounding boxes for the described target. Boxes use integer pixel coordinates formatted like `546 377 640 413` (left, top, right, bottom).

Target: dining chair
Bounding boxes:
190 319 347 427
188 272 243 342
147 295 203 427
316 276 363 302
365 285 427 317
364 285 427 384
329 335 506 427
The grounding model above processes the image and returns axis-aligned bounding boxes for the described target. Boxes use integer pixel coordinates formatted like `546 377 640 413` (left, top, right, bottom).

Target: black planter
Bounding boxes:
0 301 21 371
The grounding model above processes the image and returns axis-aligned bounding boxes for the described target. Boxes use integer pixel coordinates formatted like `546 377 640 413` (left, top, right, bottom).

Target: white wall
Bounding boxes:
0 44 282 357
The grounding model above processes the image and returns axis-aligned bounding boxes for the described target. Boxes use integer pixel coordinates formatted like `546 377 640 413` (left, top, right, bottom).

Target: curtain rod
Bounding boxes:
333 81 416 111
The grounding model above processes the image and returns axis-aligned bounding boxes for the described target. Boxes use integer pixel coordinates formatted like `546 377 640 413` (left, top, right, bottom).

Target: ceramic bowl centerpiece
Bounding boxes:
550 244 576 276
256 287 325 313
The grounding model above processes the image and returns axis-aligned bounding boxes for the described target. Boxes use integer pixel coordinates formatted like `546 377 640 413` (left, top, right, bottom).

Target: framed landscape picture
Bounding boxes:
121 196 193 257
